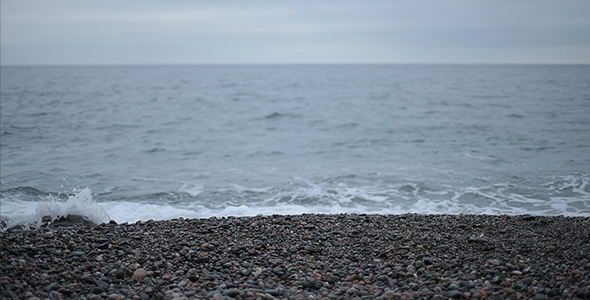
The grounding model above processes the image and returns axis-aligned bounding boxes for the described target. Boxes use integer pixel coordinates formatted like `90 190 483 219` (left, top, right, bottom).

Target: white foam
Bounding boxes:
99 201 407 224
227 184 272 193
103 201 203 223
1 188 110 230
178 182 204 196
39 188 110 224
2 174 589 231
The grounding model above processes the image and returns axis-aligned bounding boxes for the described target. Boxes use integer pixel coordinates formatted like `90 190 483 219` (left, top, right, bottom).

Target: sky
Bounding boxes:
1 0 590 65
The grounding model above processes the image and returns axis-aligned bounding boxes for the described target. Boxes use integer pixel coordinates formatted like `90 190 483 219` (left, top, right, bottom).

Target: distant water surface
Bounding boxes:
1 65 589 227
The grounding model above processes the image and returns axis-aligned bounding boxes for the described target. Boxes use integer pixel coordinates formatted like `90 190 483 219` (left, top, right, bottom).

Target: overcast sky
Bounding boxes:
2 0 589 65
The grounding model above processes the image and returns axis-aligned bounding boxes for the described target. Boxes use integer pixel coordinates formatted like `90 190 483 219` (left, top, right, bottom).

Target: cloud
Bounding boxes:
1 0 589 65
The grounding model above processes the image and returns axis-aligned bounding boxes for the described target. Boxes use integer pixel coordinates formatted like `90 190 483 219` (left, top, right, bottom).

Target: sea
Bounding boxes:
1 65 589 230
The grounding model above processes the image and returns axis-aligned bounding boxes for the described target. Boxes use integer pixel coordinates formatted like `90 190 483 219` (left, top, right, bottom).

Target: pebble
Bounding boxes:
96 280 109 289
108 293 122 300
532 293 547 300
45 282 60 291
1 213 589 300
223 288 242 297
48 291 61 300
138 291 149 300
448 290 463 298
133 269 148 280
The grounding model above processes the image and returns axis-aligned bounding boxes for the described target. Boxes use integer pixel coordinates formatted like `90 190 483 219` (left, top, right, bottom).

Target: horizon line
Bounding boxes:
2 62 589 67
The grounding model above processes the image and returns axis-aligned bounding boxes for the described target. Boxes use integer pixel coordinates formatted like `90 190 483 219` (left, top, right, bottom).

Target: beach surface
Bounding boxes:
1 214 590 300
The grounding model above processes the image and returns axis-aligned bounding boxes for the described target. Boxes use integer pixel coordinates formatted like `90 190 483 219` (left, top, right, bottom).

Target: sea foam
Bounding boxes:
1 187 109 231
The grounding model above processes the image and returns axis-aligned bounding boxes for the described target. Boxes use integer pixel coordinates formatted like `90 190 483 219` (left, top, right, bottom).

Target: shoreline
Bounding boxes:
2 213 589 299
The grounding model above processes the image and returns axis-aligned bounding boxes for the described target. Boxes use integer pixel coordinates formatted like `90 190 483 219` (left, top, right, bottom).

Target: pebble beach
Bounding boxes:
2 214 590 300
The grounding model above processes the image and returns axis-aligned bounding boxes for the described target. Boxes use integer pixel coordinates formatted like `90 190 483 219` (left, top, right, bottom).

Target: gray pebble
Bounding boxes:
2 214 589 300
448 290 463 298
49 291 61 300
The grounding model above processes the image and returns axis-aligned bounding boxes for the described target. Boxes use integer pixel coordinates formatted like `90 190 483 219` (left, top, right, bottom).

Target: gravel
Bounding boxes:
1 213 589 299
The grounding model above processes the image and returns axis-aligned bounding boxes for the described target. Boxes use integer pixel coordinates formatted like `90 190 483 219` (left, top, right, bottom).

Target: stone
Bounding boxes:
50 215 98 227
475 289 487 298
265 288 282 296
139 291 149 300
45 282 60 292
223 288 241 297
1 214 590 300
96 280 109 289
133 269 148 280
108 294 123 300
448 290 463 298
571 269 582 275
49 291 61 300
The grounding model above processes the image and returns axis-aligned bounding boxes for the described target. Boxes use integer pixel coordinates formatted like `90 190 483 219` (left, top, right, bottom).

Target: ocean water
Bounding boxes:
1 65 589 229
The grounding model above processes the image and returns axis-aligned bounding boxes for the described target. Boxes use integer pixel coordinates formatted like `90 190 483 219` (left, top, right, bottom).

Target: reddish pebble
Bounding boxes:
344 274 357 281
132 269 147 280
108 294 123 300
476 289 487 298
571 269 582 275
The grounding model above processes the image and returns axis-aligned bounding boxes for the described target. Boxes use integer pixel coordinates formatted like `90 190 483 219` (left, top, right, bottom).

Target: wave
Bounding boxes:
0 187 109 231
2 173 588 231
